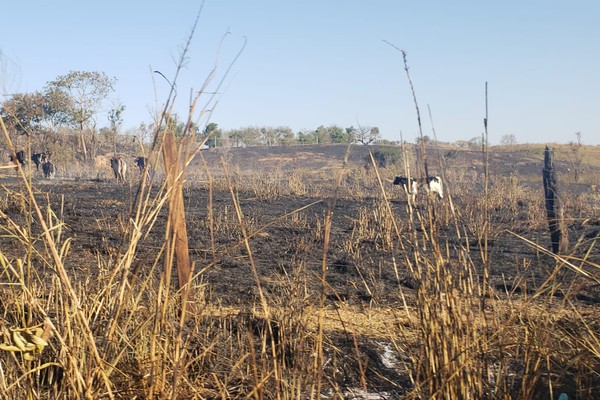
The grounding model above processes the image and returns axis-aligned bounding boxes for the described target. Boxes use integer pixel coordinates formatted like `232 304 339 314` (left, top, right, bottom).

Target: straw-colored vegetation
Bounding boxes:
1 121 599 399
1 21 599 400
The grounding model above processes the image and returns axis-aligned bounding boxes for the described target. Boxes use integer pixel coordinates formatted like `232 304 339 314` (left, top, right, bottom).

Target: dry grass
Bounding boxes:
1 135 600 399
1 28 600 400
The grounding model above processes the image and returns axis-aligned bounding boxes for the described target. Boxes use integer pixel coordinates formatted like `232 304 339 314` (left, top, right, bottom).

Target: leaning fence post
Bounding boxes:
543 146 569 254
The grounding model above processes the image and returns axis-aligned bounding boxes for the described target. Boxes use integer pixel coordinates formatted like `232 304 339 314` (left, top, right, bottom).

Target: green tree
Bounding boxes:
46 70 116 159
165 114 186 137
227 129 244 147
313 125 332 144
107 103 126 150
41 87 72 132
298 130 316 144
236 126 263 147
0 91 46 134
329 125 351 143
199 122 222 147
260 126 295 146
275 126 296 146
1 89 73 147
261 127 276 146
369 146 402 168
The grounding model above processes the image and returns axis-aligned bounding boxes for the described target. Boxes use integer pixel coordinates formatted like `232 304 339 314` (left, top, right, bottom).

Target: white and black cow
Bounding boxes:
393 176 419 202
393 175 444 200
110 157 127 184
423 176 444 199
42 161 56 179
31 152 49 171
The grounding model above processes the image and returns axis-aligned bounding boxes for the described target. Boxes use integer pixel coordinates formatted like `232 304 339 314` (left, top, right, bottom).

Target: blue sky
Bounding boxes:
1 1 599 145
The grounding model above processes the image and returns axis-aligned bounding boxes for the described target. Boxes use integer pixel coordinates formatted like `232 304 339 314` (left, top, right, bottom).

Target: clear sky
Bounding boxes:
1 1 599 145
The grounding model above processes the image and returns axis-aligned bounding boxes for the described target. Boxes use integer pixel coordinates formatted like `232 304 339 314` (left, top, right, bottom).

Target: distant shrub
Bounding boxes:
445 150 458 160
367 146 403 168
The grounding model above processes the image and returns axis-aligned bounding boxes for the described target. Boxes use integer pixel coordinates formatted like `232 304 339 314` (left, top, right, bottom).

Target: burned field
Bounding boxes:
1 144 600 399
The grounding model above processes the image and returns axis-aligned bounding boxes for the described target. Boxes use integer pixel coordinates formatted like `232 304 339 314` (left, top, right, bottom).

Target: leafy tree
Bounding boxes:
46 70 116 159
313 125 332 144
41 87 72 131
260 126 295 146
47 71 116 130
108 103 125 133
275 126 296 146
0 92 46 134
165 114 186 137
236 126 263 147
227 129 244 147
106 103 126 149
298 130 315 144
199 122 222 147
261 127 276 146
1 89 73 149
369 146 402 168
329 125 351 143
345 126 357 142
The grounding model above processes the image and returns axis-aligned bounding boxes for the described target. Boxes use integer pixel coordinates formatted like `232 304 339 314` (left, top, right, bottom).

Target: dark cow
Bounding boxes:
42 161 56 179
9 150 25 166
134 156 147 172
110 157 127 184
31 152 49 171
134 156 154 181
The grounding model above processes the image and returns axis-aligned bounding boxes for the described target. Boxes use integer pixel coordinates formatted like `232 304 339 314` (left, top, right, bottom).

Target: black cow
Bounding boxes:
134 156 147 172
9 150 25 166
42 161 56 179
31 152 49 171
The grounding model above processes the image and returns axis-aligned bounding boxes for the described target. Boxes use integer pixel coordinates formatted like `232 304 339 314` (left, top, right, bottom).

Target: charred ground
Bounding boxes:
1 143 599 398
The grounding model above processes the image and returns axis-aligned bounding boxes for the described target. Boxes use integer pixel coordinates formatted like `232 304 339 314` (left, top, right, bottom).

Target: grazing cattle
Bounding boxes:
42 161 56 179
423 176 444 199
31 152 49 171
134 156 147 172
110 157 127 184
393 175 444 200
393 176 419 202
9 150 25 166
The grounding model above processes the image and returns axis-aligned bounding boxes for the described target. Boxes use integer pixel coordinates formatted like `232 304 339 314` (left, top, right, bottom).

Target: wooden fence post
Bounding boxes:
543 146 569 254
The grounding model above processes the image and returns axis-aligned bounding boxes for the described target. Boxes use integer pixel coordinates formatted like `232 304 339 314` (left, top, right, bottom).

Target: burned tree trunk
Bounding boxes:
543 146 569 254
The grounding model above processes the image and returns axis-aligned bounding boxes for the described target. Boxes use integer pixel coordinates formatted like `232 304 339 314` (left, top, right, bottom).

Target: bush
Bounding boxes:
368 146 403 168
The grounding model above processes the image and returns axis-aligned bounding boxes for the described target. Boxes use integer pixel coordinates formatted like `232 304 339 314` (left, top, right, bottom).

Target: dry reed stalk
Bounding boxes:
162 130 192 299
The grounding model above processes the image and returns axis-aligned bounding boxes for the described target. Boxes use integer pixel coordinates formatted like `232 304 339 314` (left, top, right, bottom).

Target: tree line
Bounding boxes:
1 70 391 161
